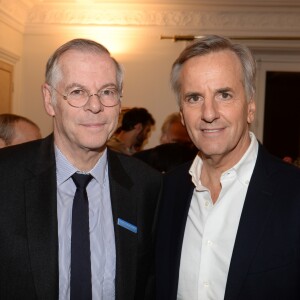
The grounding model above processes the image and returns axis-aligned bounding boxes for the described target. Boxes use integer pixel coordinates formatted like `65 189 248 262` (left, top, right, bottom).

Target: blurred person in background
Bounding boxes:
107 107 155 155
160 112 191 144
0 113 41 147
134 112 197 173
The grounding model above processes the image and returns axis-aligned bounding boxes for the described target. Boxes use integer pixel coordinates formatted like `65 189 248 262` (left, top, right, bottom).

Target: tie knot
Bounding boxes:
72 173 93 189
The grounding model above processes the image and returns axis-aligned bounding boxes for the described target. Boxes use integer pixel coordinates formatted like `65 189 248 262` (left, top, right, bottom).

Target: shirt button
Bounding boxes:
204 201 210 207
203 281 210 288
207 240 213 246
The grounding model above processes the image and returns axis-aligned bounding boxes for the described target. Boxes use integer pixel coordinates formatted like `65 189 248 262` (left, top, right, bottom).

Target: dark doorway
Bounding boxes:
263 71 300 160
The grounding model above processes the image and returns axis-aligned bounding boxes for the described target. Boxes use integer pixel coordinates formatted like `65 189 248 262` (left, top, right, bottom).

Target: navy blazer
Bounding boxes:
156 144 300 300
0 135 162 300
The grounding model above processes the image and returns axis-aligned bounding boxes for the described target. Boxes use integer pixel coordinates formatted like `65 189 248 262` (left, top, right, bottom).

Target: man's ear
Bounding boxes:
180 110 185 126
134 123 143 133
247 99 256 124
42 83 56 117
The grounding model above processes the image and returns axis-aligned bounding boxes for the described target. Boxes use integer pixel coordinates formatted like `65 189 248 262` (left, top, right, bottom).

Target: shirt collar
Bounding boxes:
55 145 108 186
229 131 258 184
189 131 258 190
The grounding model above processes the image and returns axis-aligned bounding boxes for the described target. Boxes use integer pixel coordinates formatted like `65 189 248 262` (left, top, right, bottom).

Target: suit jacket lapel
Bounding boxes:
107 149 137 300
25 135 59 299
224 145 278 300
166 163 194 299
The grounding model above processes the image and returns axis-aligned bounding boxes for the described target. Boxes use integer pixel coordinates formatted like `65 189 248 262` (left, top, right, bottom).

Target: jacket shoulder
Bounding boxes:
256 145 300 184
164 160 193 183
107 148 162 185
0 135 55 176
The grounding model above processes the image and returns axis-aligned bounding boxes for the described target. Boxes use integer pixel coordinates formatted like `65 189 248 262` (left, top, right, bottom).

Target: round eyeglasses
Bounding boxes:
50 85 121 108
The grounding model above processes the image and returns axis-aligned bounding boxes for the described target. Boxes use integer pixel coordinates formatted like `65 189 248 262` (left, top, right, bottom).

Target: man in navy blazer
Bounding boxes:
0 39 161 300
156 35 300 300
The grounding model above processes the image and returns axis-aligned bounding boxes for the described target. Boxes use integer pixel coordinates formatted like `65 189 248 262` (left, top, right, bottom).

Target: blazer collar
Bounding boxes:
107 149 137 300
165 162 195 299
25 134 59 299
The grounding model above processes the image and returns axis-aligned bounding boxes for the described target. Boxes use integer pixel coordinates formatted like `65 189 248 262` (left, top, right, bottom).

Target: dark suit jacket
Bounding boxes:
0 135 162 300
156 144 300 300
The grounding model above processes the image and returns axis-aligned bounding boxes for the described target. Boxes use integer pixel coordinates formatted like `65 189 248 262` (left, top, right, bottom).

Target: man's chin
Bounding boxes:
82 143 107 153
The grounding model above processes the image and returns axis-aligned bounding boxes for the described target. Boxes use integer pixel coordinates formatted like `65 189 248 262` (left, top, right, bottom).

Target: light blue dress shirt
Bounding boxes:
55 146 116 300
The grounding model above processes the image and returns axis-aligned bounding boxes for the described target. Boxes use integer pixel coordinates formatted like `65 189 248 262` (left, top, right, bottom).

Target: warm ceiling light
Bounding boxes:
74 27 135 55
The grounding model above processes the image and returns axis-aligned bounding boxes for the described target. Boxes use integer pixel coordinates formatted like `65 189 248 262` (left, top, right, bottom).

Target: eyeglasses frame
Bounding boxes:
49 84 122 108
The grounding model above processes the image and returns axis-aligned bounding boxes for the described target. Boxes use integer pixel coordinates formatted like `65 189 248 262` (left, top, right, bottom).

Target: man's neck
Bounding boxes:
55 142 105 172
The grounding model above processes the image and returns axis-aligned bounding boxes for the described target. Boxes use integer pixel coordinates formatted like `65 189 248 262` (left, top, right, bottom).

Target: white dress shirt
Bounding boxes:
55 146 116 300
177 132 258 300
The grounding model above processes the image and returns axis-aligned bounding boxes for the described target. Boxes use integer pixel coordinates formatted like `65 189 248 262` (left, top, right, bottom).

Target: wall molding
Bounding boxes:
1 1 300 38
23 4 300 36
0 47 20 65
0 0 34 32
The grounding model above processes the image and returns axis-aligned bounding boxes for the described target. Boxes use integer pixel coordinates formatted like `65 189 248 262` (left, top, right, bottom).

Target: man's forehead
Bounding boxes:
57 50 116 82
59 49 111 63
183 50 240 70
181 51 243 83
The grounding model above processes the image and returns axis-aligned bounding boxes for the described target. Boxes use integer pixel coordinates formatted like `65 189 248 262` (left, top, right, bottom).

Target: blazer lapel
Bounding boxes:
224 146 278 300
107 150 137 300
25 136 59 299
163 163 194 299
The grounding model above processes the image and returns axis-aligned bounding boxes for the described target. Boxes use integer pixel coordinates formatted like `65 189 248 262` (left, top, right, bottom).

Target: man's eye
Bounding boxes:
70 89 85 96
101 89 116 96
219 92 231 100
185 95 202 103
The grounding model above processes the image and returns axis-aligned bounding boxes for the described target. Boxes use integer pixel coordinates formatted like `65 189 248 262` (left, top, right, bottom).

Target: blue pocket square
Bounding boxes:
117 218 138 233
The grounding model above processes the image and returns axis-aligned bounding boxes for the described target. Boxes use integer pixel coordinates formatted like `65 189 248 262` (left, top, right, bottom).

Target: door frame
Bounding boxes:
252 51 300 142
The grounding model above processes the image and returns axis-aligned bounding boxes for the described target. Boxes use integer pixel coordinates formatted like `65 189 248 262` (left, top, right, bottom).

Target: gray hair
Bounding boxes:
45 38 124 93
170 35 256 104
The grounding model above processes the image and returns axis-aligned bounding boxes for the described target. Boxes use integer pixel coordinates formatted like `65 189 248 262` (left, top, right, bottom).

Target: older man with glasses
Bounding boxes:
0 38 162 300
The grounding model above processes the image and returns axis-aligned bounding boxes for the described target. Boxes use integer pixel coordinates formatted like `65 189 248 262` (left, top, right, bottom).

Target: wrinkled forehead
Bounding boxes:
181 50 244 87
184 50 242 73
58 49 114 70
54 50 117 85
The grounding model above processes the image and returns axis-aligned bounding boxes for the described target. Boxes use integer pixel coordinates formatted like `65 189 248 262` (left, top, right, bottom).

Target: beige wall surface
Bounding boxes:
0 20 24 117
0 22 23 56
